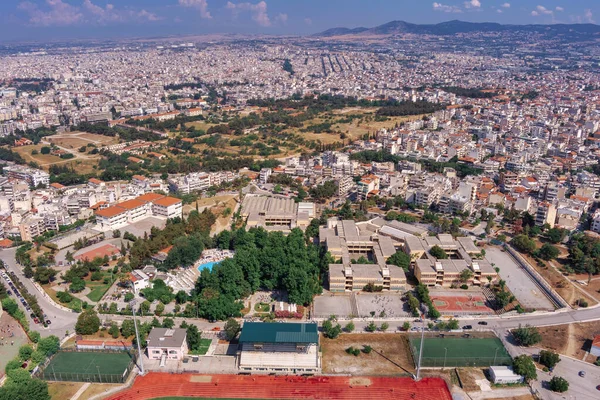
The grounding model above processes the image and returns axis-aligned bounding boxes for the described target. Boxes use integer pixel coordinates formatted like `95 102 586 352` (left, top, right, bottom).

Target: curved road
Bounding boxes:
0 248 78 338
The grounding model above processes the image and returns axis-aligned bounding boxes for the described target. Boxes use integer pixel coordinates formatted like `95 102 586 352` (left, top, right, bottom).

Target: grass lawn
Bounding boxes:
189 339 213 355
86 283 112 302
86 271 116 302
43 283 83 312
254 303 270 312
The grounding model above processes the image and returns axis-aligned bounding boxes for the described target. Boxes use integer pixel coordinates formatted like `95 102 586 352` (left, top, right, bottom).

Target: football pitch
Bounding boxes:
409 335 511 368
42 351 133 382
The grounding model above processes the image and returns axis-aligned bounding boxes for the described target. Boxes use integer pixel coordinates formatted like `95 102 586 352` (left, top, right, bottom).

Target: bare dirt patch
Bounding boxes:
321 333 414 376
456 368 486 392
47 381 85 400
538 321 600 362
79 383 121 399
522 253 596 308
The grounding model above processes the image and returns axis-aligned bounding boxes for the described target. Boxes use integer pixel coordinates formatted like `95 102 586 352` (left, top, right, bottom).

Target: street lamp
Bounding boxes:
129 282 145 376
493 347 498 365
416 314 426 381
443 347 448 369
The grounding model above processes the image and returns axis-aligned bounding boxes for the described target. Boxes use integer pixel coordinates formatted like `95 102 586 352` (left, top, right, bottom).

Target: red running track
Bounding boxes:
108 373 452 400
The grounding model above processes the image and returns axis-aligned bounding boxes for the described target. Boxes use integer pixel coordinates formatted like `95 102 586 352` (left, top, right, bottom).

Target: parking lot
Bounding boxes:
485 246 555 311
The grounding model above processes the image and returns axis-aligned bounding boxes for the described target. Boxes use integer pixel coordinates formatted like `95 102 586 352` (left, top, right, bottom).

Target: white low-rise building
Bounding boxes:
489 366 524 384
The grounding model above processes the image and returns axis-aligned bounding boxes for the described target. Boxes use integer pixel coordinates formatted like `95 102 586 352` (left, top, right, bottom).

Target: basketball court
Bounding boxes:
75 243 120 262
430 293 493 314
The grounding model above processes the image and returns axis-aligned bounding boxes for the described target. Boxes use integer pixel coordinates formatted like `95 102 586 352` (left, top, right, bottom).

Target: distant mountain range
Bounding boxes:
314 20 600 37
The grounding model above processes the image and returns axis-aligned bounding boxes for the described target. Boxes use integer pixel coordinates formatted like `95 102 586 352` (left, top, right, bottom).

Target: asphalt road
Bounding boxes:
0 248 78 338
2 245 600 398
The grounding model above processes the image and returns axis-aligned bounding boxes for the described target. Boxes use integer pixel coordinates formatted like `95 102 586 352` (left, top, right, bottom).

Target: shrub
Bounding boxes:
365 322 377 332
512 325 541 346
548 376 569 393
345 346 361 356
539 350 560 369
344 321 355 333
362 345 372 354
460 284 468 290
56 291 73 303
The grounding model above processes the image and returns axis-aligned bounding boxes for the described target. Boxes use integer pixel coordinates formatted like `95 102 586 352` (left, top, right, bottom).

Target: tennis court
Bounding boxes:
40 351 135 383
409 334 511 368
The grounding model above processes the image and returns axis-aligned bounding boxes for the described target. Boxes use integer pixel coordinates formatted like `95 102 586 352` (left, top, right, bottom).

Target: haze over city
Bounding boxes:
0 0 599 41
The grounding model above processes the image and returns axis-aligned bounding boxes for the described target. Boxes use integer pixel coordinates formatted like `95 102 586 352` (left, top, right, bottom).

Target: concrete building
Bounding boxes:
238 322 321 374
590 335 600 357
18 217 46 241
535 202 557 227
147 328 188 362
321 219 406 292
241 195 315 232
95 193 182 231
488 366 524 384
591 210 600 234
3 165 50 187
408 235 497 287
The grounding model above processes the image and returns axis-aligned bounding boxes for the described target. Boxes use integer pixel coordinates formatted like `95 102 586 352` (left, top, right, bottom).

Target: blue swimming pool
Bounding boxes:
197 261 219 272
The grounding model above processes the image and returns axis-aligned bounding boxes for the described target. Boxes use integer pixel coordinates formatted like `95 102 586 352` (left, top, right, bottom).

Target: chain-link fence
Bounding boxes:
34 349 137 383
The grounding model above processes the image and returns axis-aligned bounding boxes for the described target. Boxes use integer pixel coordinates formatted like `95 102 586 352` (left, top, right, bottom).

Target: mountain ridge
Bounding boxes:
313 19 600 37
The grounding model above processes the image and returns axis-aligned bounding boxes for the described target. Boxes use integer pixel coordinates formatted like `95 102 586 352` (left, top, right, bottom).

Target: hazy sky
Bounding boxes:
1 0 598 42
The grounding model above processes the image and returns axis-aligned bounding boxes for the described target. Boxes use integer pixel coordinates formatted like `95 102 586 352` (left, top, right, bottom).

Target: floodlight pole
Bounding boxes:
416 315 426 381
493 347 498 365
443 347 447 369
97 365 102 383
130 282 145 376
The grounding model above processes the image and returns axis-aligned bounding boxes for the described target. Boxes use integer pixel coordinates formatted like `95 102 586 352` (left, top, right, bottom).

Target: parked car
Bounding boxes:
46 320 51 325
478 321 488 325
463 325 473 330
579 371 586 377
33 318 40 324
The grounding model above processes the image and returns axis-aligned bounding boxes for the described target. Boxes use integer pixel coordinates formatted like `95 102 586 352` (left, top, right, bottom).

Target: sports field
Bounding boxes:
409 335 511 368
41 351 133 383
431 294 493 314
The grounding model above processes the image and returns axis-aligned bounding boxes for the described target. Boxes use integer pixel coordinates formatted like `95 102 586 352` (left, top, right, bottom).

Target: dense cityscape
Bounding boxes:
1 7 600 400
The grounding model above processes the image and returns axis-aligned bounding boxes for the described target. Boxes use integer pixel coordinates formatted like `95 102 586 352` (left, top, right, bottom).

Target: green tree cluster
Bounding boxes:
511 234 537 254
429 245 448 259
512 355 537 382
512 325 542 346
195 228 326 320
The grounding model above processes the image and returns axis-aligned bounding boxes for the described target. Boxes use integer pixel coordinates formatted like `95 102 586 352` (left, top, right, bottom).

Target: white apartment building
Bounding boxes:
95 193 182 231
3 165 50 187
151 197 183 219
259 168 272 184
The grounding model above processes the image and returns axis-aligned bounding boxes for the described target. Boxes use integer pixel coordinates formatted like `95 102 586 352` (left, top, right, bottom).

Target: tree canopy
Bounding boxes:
75 309 100 335
194 228 327 319
512 325 542 346
512 355 537 382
